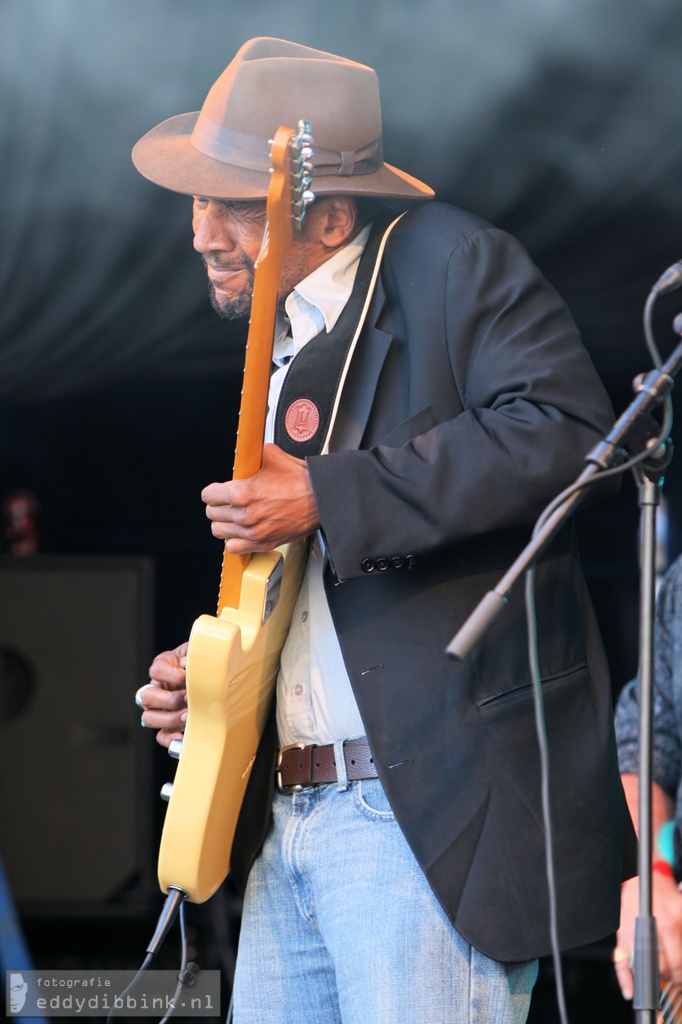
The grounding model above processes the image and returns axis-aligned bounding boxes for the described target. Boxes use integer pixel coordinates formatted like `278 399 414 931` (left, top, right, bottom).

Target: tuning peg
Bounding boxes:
302 190 315 206
160 782 174 802
297 119 313 142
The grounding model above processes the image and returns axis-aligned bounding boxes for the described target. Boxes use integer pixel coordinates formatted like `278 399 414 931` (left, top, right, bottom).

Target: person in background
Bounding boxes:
615 551 682 1002
1 489 39 555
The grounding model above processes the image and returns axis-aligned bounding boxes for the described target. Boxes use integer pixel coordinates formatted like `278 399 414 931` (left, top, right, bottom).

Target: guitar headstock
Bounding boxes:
265 122 315 261
290 120 315 230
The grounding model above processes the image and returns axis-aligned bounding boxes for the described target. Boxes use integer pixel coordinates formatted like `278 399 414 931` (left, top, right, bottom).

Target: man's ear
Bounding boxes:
308 196 359 250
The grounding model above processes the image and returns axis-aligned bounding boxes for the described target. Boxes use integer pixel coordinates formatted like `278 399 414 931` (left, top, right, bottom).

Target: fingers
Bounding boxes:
612 944 675 1002
612 946 634 1001
657 915 682 986
139 682 187 733
138 643 189 742
149 643 188 689
201 481 259 550
615 861 682 1002
140 684 187 716
200 446 319 552
154 726 186 751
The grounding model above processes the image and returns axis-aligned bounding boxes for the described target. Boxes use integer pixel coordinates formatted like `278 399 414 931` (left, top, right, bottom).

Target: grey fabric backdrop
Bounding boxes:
2 0 681 400
1 0 681 682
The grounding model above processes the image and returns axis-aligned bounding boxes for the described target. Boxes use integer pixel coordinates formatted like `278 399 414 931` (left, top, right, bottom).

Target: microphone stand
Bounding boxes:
447 339 682 1024
631 437 673 1024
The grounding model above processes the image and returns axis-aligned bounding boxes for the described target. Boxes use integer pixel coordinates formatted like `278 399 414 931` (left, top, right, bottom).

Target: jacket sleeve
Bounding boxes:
307 216 616 582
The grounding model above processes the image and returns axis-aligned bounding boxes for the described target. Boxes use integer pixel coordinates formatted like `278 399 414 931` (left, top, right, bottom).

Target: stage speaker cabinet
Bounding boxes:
0 554 155 915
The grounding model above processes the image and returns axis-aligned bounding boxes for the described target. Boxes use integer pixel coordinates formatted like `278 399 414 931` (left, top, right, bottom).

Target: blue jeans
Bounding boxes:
231 773 538 1023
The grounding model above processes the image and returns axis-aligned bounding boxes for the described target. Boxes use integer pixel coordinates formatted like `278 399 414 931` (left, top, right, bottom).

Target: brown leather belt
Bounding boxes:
276 737 378 792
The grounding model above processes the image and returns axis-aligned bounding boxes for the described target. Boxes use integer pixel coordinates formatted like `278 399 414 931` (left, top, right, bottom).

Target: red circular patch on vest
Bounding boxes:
284 398 320 443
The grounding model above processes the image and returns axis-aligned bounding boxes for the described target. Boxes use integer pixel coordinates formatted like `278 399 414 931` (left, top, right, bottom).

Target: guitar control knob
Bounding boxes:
160 782 174 802
168 738 183 760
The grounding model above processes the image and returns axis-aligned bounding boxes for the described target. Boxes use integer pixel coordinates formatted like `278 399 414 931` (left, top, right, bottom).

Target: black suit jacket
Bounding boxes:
231 201 635 962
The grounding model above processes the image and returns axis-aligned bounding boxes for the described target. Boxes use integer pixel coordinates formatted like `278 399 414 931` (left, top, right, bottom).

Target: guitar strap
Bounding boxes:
273 212 404 458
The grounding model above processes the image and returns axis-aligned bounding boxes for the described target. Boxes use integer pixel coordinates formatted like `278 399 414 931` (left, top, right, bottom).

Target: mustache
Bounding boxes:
201 254 255 273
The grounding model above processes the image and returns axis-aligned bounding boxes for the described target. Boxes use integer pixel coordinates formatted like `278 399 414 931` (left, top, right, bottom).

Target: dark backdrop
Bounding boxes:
3 0 682 678
1 3 681 1017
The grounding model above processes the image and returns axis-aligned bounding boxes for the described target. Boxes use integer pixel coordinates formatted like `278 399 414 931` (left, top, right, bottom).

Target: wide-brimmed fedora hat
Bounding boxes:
132 36 433 204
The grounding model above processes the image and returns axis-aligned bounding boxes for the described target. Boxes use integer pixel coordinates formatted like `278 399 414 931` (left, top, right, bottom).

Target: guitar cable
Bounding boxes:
106 886 189 1024
155 891 191 1024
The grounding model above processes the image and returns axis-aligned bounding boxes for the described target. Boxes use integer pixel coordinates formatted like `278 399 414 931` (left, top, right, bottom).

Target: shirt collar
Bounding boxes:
273 224 371 365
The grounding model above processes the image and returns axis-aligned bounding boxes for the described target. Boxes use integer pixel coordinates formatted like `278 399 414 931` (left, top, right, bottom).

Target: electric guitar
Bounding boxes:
156 122 314 904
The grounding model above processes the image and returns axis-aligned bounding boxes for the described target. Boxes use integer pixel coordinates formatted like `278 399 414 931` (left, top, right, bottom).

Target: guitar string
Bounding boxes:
660 980 682 1023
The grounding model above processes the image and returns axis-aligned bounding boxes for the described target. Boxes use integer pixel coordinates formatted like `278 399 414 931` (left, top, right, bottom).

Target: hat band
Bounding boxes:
190 113 384 178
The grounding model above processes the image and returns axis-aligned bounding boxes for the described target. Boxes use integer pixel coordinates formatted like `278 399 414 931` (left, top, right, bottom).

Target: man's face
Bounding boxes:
192 195 354 319
192 198 267 318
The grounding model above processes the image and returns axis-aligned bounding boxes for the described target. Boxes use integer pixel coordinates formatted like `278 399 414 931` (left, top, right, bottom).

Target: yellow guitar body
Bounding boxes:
158 538 307 903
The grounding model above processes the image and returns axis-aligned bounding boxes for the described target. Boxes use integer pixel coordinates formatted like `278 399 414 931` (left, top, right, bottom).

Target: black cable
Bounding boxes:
525 565 569 1024
157 898 188 1024
643 287 663 370
146 887 187 958
106 887 186 1024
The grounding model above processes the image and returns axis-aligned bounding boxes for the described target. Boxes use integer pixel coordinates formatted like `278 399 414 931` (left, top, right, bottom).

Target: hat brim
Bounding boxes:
132 112 434 204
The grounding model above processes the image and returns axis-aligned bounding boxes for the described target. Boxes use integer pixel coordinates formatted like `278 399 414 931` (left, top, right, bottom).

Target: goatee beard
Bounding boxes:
205 259 255 320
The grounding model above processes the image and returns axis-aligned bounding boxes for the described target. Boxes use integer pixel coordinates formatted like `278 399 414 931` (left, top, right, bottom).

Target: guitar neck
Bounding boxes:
232 226 289 483
217 264 281 612
216 126 305 615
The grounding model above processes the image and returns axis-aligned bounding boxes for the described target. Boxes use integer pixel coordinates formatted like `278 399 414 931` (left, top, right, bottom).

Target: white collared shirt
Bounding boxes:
265 225 371 745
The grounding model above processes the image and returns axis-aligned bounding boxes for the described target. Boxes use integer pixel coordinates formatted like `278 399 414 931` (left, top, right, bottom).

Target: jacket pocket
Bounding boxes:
475 662 589 715
378 405 437 448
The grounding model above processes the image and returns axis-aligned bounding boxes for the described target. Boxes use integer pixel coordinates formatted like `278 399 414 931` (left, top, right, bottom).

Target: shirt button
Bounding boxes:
300 610 309 623
294 684 304 696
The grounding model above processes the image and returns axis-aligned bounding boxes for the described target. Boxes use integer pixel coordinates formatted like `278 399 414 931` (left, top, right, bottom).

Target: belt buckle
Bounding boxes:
276 742 306 793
